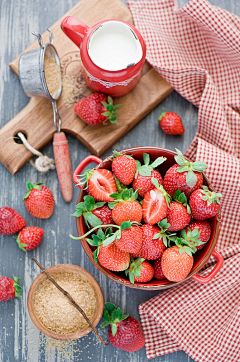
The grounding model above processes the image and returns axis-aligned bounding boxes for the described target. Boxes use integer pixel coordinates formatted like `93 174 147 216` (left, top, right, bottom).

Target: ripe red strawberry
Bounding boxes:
158 110 184 135
114 226 142 254
112 151 137 185
72 195 114 231
163 149 207 198
126 258 154 283
166 202 191 231
79 168 117 202
0 276 22 301
189 186 222 220
0 207 26 235
74 93 121 126
133 153 166 198
153 258 165 280
161 246 193 282
142 178 170 225
110 189 142 226
16 227 44 251
24 182 54 219
132 224 166 260
182 220 211 251
98 243 130 271
102 303 145 352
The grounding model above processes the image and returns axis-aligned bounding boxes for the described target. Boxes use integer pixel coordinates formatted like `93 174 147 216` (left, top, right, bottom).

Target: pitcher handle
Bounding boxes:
61 16 89 48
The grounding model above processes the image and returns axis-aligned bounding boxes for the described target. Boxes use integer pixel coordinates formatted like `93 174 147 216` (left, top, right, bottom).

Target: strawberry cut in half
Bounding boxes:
142 177 171 225
78 168 117 202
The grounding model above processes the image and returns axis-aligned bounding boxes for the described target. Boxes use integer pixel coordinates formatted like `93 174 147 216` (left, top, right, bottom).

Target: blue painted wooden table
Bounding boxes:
0 0 238 361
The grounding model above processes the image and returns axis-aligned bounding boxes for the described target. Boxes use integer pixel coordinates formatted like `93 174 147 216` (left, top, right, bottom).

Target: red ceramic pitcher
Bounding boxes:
61 16 146 97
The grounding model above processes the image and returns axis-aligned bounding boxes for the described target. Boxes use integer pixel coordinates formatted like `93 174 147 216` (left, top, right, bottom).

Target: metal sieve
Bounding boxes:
19 29 62 132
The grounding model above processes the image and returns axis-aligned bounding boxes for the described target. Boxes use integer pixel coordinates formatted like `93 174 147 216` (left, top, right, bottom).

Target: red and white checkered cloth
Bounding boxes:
127 0 240 361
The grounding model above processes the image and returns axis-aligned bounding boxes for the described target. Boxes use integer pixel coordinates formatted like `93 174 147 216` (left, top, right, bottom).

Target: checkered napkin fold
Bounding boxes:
127 0 240 361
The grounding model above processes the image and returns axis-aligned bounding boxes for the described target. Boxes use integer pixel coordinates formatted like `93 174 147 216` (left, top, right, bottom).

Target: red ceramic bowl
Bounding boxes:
73 147 223 290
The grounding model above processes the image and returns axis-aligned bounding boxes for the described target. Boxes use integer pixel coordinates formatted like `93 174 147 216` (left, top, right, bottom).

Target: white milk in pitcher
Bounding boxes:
88 21 143 71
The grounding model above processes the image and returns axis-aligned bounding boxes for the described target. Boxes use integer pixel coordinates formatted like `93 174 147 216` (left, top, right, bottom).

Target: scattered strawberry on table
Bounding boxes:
71 148 222 283
0 276 22 302
15 227 44 251
158 109 185 135
74 93 122 126
101 303 145 352
24 182 54 219
0 207 26 235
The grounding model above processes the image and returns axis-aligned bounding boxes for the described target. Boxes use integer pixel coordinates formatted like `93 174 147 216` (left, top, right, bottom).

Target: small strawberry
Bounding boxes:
161 246 194 282
189 186 222 220
72 195 114 231
158 109 185 135
15 227 44 251
153 258 165 280
142 178 171 225
181 220 211 251
74 225 131 271
0 276 22 301
166 202 191 231
112 151 137 185
132 224 166 260
133 153 166 198
74 93 121 126
78 168 117 202
101 303 145 352
126 257 154 283
114 225 142 254
109 189 142 226
0 207 26 235
24 182 54 219
163 149 207 198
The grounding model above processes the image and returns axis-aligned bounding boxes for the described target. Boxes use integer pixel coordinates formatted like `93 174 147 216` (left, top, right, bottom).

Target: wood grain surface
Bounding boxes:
0 0 238 362
0 0 172 175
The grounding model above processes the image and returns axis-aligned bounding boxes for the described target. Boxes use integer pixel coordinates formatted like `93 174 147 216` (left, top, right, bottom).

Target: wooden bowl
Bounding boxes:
74 147 223 290
27 264 104 340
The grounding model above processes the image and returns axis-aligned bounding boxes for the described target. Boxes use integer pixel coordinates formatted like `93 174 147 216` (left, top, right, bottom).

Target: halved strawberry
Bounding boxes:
78 168 117 202
142 178 171 225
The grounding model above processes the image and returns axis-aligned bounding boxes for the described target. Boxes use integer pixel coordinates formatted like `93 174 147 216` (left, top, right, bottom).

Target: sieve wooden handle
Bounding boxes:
53 131 73 202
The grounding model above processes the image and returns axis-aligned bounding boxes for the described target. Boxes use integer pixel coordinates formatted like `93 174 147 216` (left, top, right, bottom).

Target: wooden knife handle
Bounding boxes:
53 132 73 203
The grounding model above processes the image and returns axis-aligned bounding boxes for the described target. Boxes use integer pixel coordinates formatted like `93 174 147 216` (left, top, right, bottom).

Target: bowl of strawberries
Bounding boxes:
72 147 223 290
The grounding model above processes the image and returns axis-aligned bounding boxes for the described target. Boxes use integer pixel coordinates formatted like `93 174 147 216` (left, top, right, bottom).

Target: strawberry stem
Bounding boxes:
69 224 118 240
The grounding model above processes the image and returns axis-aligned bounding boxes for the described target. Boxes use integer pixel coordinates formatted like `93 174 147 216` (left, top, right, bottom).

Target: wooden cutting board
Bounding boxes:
0 0 173 175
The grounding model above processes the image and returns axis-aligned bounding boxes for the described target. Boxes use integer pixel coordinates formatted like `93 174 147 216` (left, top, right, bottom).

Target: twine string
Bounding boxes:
17 132 55 173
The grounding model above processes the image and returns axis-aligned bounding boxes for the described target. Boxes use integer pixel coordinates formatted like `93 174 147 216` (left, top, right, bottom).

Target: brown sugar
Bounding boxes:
44 56 61 96
62 74 82 108
34 272 96 335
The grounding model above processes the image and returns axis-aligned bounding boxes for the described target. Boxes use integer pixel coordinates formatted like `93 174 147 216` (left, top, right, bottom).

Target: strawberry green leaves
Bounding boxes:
13 275 22 298
24 182 43 200
101 96 122 125
15 234 28 252
134 153 166 178
101 302 128 336
125 257 145 284
173 190 191 214
174 149 207 188
153 218 177 247
176 228 205 256
200 185 222 206
108 188 139 209
72 195 105 228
